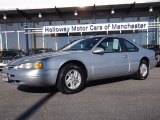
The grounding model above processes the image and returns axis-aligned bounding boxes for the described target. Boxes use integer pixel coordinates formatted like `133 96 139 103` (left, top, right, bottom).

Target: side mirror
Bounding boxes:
92 47 105 54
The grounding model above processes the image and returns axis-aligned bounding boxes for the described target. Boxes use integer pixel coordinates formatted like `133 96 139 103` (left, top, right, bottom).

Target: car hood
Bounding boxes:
8 50 87 66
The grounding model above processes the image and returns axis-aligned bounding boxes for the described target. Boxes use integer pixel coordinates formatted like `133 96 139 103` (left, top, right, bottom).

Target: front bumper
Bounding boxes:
2 68 58 87
149 58 157 69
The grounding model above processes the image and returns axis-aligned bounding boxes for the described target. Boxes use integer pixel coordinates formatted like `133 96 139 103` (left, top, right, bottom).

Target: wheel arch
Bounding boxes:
134 56 150 80
140 57 149 66
56 60 88 84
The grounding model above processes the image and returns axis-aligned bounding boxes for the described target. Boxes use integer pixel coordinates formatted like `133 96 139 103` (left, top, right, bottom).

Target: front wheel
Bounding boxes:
135 60 149 80
57 63 85 94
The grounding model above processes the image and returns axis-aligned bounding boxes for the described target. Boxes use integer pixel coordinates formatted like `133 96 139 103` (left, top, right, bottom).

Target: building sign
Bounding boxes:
43 21 148 34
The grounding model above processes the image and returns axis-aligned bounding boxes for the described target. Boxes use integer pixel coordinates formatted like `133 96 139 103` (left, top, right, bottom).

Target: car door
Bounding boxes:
122 39 140 74
91 37 129 78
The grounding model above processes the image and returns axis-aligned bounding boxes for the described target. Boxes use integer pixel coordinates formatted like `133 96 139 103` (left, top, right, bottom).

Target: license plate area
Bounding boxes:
0 73 9 82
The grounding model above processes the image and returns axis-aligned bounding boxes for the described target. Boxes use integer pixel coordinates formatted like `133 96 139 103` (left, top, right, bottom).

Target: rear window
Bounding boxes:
124 40 139 52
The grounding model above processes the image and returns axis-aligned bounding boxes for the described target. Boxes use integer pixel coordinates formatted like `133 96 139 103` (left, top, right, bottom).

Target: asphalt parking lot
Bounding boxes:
0 67 160 120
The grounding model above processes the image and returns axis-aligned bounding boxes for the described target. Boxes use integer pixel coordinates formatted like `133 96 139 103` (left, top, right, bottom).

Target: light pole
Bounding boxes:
25 23 29 55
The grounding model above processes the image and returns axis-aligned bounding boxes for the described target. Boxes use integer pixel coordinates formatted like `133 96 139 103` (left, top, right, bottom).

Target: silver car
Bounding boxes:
2 36 156 94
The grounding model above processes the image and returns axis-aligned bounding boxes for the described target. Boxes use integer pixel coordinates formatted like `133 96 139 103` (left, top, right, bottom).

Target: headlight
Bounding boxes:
14 62 43 69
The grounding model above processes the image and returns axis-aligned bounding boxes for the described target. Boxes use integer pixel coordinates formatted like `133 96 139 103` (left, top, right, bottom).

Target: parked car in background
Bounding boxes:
0 49 25 70
143 45 160 65
2 36 156 94
29 48 54 55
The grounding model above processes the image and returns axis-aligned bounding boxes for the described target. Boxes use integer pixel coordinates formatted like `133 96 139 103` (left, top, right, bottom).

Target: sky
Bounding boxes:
0 0 159 10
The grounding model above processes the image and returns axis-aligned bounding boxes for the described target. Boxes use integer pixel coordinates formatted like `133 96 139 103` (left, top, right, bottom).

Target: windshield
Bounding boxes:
30 49 48 54
61 37 102 51
29 49 53 55
0 51 16 57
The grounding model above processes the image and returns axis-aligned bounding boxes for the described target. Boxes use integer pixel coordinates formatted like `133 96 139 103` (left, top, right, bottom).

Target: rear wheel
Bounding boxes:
135 60 149 80
57 63 85 94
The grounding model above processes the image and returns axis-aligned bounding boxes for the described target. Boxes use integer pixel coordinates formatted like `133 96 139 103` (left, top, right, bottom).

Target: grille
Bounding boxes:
8 66 14 69
6 65 15 69
0 66 4 68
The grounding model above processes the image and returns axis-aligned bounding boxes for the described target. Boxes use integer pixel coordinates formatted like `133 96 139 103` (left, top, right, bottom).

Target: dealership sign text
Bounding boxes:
43 22 148 34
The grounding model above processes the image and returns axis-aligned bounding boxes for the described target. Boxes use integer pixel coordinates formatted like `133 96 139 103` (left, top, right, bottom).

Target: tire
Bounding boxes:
135 60 149 80
57 63 85 94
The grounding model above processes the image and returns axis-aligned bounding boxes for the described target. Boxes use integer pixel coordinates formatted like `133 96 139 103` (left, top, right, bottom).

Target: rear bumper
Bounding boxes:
149 59 157 69
2 69 58 87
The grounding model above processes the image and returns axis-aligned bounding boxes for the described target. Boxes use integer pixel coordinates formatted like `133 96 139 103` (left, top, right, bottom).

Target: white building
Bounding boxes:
0 0 160 51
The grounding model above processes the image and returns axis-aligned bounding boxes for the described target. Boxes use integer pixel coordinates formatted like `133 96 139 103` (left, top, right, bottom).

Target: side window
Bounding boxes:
97 38 122 52
124 40 139 52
